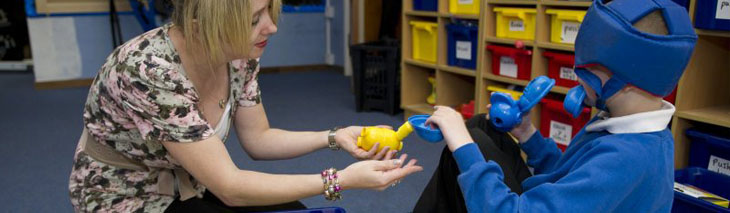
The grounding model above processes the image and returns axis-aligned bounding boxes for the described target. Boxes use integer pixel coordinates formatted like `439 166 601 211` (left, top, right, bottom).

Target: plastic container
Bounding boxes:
546 9 586 44
460 100 475 119
449 0 480 15
414 0 438 12
673 167 730 213
266 207 346 213
409 115 444 142
447 22 479 69
539 98 591 151
664 87 678 104
486 44 532 80
487 85 523 100
493 8 536 40
410 21 439 63
695 0 730 31
686 128 730 176
350 40 401 115
543 51 578 88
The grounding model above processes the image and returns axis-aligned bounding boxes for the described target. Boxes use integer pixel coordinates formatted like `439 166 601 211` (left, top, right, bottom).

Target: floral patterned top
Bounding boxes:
69 23 262 212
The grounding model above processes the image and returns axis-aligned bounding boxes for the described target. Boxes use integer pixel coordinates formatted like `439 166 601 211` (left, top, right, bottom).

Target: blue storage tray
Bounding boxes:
263 207 346 213
446 23 479 69
414 0 438 12
695 0 730 31
687 128 730 172
673 167 730 213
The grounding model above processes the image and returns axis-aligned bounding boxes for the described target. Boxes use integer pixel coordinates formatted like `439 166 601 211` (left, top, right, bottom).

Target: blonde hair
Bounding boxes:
172 0 281 64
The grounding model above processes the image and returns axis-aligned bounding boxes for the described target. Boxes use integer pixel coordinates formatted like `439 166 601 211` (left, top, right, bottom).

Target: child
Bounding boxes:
413 0 697 212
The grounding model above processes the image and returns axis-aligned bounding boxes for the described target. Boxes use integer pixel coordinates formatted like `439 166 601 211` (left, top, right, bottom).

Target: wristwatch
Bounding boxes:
328 126 342 150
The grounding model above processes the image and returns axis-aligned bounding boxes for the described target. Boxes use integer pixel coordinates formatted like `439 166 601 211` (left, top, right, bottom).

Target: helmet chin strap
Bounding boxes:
573 68 626 112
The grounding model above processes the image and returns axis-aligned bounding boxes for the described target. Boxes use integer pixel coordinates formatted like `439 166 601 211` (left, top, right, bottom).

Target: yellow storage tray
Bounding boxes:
546 9 587 44
410 21 439 64
493 7 536 41
450 0 480 15
487 86 523 100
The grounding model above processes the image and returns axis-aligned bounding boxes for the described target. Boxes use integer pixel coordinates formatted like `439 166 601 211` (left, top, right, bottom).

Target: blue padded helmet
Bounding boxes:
574 0 698 99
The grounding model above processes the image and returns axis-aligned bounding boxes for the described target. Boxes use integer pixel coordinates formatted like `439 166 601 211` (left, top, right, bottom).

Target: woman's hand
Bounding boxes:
486 104 536 143
338 154 423 191
426 106 475 152
335 126 397 160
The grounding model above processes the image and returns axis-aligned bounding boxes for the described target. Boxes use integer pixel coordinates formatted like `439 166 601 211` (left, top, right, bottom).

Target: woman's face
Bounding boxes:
246 0 278 58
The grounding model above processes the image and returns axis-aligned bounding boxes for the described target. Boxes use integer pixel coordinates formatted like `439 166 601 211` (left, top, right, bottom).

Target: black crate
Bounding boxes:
350 40 401 115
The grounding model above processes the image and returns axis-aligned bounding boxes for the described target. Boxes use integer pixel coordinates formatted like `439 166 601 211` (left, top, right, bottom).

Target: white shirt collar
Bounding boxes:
585 100 675 134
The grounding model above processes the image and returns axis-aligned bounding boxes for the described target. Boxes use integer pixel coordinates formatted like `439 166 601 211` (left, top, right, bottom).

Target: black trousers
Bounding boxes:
165 190 307 213
413 114 532 213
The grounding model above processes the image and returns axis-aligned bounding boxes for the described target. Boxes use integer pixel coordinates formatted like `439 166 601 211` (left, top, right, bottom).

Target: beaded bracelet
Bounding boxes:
321 168 342 201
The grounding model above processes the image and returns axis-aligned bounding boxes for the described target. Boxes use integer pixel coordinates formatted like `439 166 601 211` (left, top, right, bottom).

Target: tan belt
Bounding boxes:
78 128 202 201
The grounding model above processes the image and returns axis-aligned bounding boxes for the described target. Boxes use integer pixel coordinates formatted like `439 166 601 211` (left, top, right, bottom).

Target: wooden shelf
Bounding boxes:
403 103 436 115
484 73 569 94
540 0 592 7
400 0 730 170
405 11 440 17
488 0 538 5
537 42 575 52
441 13 480 20
404 59 439 70
485 36 535 46
675 106 730 129
551 85 570 95
484 73 529 86
695 29 730 38
440 65 477 77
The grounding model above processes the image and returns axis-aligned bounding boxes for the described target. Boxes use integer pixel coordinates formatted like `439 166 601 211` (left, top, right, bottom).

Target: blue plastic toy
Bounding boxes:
490 76 555 132
408 115 444 143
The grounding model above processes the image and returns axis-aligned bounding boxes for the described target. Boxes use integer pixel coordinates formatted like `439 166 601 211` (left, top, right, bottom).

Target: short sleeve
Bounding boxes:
110 58 214 143
231 58 262 107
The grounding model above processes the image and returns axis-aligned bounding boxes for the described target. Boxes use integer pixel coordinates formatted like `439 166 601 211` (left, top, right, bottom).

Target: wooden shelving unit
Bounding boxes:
402 0 730 169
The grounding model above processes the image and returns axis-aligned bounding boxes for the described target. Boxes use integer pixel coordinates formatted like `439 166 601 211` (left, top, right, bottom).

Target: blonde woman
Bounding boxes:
68 0 422 212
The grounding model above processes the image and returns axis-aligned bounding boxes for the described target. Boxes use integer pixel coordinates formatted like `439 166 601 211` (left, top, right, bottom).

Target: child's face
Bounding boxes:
577 65 612 106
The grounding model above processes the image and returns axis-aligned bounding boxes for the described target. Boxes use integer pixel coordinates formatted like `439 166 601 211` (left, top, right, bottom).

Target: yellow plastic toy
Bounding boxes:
357 122 414 152
427 76 436 105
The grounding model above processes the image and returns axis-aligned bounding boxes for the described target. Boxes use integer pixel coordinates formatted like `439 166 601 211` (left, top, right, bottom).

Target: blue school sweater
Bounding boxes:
453 101 676 212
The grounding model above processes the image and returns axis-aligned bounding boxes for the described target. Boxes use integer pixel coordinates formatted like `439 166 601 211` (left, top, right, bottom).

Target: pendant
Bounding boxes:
219 99 226 109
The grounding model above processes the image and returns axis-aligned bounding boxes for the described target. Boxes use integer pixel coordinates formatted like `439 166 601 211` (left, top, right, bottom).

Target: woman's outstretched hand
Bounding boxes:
335 126 398 160
338 153 423 191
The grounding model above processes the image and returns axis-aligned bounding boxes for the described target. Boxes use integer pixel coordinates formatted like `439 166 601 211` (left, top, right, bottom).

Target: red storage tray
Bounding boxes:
539 98 591 152
543 51 578 88
460 100 475 119
664 87 677 104
486 45 532 80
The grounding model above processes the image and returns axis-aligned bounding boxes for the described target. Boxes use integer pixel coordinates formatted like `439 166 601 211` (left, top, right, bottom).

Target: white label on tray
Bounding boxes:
509 20 525 32
561 21 580 44
717 0 730 20
459 0 473 4
550 120 572 146
708 155 730 176
499 56 518 78
456 41 472 60
673 182 707 199
559 67 578 81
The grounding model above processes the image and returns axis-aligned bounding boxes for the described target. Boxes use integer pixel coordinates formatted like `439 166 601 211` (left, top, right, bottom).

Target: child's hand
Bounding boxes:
487 104 537 143
426 106 475 152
